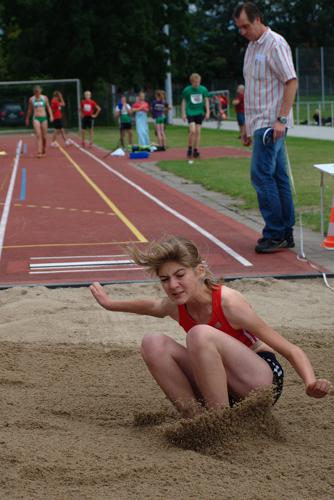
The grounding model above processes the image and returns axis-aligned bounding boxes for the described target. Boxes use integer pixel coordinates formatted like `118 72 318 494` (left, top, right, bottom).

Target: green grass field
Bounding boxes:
93 125 334 233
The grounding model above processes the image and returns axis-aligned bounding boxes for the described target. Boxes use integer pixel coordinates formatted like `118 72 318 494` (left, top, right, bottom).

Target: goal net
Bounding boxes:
0 78 82 131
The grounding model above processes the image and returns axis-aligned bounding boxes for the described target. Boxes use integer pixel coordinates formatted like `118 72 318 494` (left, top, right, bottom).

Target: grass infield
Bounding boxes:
93 125 334 233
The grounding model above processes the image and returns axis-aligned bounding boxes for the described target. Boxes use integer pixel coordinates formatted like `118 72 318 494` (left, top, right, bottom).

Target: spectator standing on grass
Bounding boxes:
232 84 245 139
50 91 71 147
151 90 171 150
114 95 133 149
80 90 101 148
132 91 150 147
234 2 298 254
181 73 210 159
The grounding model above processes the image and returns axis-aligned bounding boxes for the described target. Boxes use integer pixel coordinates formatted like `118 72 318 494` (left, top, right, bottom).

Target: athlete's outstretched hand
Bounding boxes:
90 282 111 309
306 379 332 398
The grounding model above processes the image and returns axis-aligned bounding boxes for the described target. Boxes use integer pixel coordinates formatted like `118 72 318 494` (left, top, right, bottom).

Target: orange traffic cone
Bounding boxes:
322 193 334 249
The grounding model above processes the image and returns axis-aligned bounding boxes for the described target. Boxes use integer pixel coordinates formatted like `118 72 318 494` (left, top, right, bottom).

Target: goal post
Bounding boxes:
0 78 82 131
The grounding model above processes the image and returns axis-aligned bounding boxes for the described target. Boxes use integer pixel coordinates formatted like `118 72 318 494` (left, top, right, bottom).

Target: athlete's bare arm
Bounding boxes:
90 282 178 319
222 287 332 398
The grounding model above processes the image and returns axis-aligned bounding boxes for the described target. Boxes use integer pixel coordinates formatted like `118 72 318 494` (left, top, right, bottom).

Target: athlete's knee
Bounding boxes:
186 325 213 353
141 333 168 363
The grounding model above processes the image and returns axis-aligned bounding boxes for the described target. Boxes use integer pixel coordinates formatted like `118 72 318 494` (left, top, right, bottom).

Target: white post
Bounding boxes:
318 102 322 126
321 47 325 103
295 47 300 124
76 79 82 132
111 84 116 124
163 21 173 124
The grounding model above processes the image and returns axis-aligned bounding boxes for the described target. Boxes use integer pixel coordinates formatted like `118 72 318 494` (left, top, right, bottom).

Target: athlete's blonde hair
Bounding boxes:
128 235 219 289
84 90 92 99
190 73 201 83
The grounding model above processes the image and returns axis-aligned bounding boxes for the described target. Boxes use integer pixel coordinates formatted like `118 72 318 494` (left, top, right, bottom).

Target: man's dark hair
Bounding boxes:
233 2 264 23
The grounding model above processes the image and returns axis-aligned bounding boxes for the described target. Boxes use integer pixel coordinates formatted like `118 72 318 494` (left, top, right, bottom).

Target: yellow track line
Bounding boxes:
0 171 11 192
0 201 115 216
58 145 147 242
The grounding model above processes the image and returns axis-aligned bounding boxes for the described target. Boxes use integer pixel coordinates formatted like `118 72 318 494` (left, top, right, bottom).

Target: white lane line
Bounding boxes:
30 259 134 269
0 141 23 261
29 267 143 275
70 140 253 267
30 254 128 260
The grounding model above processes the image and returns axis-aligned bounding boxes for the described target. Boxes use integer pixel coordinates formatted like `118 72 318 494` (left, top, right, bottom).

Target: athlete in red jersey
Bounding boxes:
90 236 331 419
178 284 258 348
80 90 101 147
232 84 245 139
50 91 70 147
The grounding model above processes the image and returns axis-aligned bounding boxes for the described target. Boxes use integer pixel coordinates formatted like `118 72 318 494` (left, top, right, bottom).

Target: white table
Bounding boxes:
313 163 334 236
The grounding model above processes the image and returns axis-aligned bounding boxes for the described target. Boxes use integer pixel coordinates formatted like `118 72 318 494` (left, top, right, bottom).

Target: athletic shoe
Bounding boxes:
193 149 200 159
257 236 295 248
255 238 288 253
50 141 57 147
81 141 86 148
187 147 192 158
286 234 295 248
65 139 71 146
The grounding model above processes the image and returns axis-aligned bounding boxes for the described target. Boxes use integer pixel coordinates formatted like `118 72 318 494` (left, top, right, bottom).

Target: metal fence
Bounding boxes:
295 47 334 126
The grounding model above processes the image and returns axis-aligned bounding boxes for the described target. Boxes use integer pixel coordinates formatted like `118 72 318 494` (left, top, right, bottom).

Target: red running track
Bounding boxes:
0 134 324 287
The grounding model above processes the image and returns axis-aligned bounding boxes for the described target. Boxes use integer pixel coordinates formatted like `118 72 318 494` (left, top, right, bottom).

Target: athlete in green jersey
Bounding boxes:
181 73 210 159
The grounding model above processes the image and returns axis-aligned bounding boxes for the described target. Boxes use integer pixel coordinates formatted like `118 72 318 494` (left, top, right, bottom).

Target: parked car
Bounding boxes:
0 103 25 126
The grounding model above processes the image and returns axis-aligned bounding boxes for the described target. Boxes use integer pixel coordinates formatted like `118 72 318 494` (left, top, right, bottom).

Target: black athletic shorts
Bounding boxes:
82 116 93 129
120 122 132 130
187 114 204 125
229 351 284 407
257 351 284 403
52 118 64 130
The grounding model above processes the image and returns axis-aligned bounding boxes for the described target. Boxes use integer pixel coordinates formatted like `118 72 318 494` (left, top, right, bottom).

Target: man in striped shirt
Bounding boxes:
234 2 298 253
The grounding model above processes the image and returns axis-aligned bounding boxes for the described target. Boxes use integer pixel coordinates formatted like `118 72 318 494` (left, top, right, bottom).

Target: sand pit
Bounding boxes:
0 278 333 499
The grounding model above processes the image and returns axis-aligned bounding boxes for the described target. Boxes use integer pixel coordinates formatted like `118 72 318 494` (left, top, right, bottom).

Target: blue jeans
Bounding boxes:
251 128 295 241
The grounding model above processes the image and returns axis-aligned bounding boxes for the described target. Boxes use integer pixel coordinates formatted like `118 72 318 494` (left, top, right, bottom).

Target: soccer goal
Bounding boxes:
0 78 82 130
208 90 230 129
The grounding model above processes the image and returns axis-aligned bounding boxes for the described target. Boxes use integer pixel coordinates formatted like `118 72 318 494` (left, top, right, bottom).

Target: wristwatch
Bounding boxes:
277 116 288 125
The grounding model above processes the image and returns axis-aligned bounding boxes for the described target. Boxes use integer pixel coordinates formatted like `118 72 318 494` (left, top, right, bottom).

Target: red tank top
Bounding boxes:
178 285 258 348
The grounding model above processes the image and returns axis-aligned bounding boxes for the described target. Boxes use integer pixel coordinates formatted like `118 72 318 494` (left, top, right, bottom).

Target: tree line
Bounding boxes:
0 0 333 91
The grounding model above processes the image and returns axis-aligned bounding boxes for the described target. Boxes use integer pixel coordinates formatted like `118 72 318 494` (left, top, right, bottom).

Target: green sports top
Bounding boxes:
181 85 209 116
32 96 46 108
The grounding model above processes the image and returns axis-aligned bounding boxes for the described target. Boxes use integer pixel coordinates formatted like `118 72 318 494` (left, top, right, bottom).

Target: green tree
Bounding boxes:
0 0 191 89
1 0 333 90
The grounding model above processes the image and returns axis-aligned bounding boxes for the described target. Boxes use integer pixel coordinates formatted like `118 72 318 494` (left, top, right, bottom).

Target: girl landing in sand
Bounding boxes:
90 236 331 419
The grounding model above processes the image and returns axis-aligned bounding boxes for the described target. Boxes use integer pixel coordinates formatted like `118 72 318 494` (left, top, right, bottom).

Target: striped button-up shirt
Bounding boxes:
243 28 297 135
